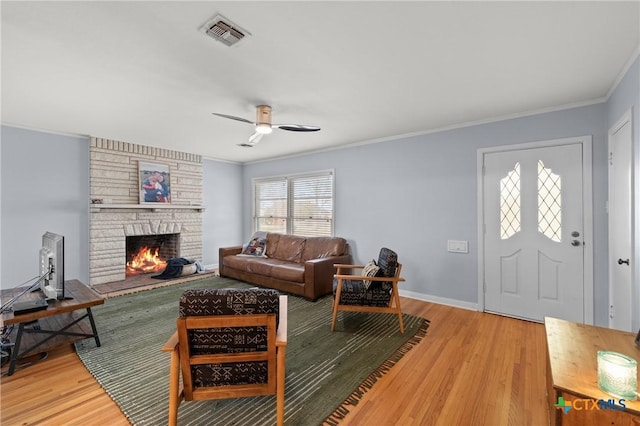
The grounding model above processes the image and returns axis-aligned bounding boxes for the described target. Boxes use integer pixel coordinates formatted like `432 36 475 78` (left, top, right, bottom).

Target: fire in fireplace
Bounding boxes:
126 246 166 275
125 233 180 276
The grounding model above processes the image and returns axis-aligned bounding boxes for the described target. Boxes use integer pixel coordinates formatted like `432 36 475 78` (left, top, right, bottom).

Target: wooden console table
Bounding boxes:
1 279 104 376
546 317 640 425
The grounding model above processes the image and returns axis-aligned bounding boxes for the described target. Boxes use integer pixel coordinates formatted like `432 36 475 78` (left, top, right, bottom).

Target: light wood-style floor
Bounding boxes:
0 297 549 425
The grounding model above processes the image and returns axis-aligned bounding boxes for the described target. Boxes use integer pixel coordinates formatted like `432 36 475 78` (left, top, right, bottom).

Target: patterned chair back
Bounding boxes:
376 248 398 278
178 288 280 389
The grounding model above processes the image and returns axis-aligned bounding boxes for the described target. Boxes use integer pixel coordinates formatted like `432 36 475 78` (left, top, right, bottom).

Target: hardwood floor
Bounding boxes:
0 297 548 425
338 298 548 425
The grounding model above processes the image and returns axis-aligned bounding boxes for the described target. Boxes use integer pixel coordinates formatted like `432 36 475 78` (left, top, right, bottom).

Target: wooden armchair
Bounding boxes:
162 288 288 426
331 247 405 334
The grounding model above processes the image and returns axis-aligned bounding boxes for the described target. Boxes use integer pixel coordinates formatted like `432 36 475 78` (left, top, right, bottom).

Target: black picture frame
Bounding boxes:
635 328 640 347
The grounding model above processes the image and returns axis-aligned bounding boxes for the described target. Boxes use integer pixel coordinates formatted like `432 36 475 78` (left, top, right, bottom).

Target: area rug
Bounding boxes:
75 277 429 425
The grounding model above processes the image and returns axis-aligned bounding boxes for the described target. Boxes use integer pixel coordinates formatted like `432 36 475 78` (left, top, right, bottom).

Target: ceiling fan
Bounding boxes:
212 105 320 147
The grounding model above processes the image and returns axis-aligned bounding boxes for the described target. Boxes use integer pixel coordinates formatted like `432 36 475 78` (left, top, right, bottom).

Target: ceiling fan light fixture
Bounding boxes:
212 104 319 147
255 123 273 134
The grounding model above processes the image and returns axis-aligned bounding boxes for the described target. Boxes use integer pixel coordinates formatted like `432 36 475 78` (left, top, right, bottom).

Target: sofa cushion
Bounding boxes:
271 234 306 263
265 233 281 258
224 255 273 276
240 231 268 257
268 260 305 282
223 256 305 282
301 236 347 261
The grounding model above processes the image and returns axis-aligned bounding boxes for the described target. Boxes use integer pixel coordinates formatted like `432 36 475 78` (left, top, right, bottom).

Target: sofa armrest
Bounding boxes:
304 253 352 300
218 245 243 277
220 245 243 257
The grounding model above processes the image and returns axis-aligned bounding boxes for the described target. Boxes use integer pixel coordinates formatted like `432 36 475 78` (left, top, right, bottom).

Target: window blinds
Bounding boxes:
254 171 334 237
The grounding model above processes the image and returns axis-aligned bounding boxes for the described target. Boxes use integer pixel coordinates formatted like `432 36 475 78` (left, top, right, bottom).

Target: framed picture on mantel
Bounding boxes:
139 162 171 204
635 328 640 347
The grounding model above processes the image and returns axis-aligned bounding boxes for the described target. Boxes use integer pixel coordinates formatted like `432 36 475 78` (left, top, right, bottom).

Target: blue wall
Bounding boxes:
202 158 244 265
1 126 90 286
1 56 637 328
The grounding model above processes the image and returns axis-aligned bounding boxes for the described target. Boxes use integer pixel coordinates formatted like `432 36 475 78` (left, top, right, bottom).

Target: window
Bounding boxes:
497 160 562 242
253 170 334 237
500 162 521 239
538 160 562 242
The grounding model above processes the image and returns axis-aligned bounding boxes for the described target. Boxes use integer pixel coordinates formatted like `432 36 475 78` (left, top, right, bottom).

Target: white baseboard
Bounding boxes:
208 265 477 312
399 289 478 311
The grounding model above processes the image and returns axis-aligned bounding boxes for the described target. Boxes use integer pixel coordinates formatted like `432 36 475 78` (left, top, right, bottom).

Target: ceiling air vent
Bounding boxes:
203 15 250 47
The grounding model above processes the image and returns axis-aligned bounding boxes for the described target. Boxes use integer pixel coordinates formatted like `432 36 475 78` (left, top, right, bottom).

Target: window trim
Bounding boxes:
252 169 335 237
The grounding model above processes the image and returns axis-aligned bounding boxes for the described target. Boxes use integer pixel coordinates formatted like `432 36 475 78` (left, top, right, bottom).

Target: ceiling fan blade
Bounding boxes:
212 112 254 125
273 124 321 132
248 132 264 145
237 132 263 148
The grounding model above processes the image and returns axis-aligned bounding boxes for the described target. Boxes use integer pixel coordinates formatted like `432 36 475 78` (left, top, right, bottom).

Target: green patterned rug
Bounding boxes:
75 277 428 425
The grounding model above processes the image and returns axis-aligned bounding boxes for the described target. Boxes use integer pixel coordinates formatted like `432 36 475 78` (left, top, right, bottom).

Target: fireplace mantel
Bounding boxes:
90 204 205 212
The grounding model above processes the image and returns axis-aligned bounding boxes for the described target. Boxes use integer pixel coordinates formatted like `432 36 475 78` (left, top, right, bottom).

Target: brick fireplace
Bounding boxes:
89 138 204 286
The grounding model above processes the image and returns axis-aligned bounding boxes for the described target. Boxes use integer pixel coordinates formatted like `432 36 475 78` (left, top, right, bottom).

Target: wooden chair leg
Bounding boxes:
168 348 181 426
276 345 286 426
392 284 404 334
331 279 343 332
397 308 405 334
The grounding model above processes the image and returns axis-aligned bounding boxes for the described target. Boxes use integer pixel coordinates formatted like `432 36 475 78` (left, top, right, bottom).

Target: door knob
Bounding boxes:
618 258 630 265
571 231 580 238
571 240 582 246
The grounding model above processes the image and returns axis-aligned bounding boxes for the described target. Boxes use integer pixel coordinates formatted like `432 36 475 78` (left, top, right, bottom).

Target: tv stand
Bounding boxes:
0 280 104 376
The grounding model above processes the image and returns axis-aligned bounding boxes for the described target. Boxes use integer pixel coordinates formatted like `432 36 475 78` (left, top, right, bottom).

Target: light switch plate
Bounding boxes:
447 240 468 253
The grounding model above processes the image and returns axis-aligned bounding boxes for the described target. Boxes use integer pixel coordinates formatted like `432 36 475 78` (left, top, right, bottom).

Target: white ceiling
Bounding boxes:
2 1 639 163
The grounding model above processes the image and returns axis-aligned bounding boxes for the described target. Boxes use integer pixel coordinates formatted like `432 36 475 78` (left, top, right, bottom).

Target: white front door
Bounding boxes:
608 110 634 331
482 143 585 322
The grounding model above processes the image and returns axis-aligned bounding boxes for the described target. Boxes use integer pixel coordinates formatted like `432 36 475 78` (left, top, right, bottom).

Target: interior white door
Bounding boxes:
483 143 584 322
608 112 633 331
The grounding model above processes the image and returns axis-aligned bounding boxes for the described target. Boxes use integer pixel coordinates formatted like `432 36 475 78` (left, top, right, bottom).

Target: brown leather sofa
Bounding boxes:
219 233 351 301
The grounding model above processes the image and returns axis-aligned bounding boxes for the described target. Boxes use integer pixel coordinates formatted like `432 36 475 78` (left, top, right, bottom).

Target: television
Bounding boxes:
40 231 65 300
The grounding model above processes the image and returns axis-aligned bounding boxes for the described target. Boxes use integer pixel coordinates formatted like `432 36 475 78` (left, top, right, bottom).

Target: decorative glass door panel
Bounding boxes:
500 162 521 240
538 161 562 242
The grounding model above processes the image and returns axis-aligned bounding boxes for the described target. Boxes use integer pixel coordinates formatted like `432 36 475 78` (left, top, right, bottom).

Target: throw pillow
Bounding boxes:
240 231 268 257
362 260 380 290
